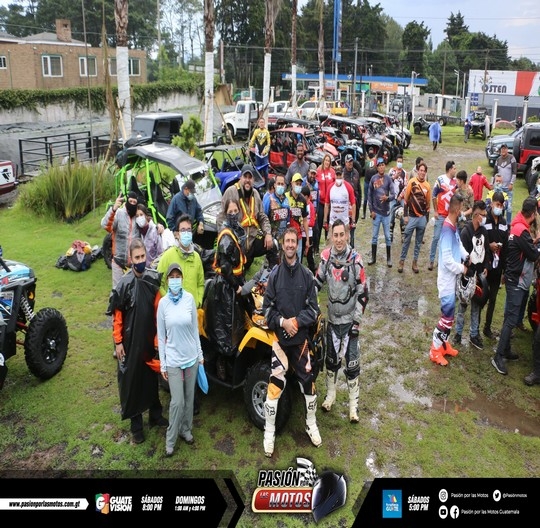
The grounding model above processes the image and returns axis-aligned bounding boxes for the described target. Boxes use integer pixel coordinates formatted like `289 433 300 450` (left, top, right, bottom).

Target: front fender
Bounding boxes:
238 326 275 351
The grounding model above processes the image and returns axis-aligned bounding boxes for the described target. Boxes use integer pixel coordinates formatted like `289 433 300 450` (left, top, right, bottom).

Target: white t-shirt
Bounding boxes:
328 183 351 225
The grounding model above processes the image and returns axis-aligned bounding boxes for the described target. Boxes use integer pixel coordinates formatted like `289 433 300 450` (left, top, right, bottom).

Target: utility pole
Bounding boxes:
441 43 447 95
353 37 358 115
482 50 489 106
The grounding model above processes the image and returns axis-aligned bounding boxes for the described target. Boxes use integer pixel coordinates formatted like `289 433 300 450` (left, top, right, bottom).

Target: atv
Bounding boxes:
198 269 326 432
0 246 69 390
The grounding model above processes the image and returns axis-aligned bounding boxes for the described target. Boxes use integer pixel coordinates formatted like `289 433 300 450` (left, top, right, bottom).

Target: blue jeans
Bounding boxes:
495 284 527 359
502 187 513 224
400 216 427 261
429 216 445 263
455 300 481 338
371 213 391 246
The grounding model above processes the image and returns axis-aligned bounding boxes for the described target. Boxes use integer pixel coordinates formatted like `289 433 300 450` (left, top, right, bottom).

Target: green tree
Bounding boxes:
444 11 468 48
402 20 430 77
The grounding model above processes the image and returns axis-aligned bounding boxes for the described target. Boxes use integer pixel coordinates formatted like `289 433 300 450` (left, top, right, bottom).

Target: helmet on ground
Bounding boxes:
472 272 489 307
394 206 404 219
456 273 476 306
311 471 347 523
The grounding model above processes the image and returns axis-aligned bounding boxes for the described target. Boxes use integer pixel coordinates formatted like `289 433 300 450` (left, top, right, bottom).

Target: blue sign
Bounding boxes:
471 92 479 104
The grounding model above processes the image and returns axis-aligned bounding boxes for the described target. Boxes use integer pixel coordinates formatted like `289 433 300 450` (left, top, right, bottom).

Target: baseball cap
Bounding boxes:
335 166 343 175
167 262 183 276
345 154 353 162
182 179 196 192
292 172 303 182
376 157 386 166
241 164 254 176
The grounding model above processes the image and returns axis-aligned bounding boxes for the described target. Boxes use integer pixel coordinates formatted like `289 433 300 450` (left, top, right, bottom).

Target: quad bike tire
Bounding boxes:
24 307 69 380
244 360 292 432
102 233 113 269
414 125 421 135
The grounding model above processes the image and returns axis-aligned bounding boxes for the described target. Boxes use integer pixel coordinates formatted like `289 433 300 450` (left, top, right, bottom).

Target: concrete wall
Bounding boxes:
0 91 201 126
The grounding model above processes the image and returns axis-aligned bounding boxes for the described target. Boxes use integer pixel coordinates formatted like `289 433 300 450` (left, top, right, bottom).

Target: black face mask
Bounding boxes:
227 213 240 227
126 202 137 217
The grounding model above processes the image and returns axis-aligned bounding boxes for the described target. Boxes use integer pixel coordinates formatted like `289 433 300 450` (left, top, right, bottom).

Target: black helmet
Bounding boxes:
311 471 347 523
472 272 489 308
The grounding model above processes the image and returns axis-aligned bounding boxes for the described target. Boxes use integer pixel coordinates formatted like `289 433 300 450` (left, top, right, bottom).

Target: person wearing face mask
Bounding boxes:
492 198 540 376
483 192 509 339
286 173 310 262
263 173 290 252
205 199 248 380
157 214 205 305
453 200 491 351
157 263 204 456
323 167 356 239
165 179 205 236
101 190 142 289
136 203 163 267
106 239 168 445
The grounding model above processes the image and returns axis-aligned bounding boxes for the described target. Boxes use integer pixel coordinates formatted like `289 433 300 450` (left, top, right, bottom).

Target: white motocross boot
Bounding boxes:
348 377 360 423
304 394 322 447
263 397 279 457
321 370 337 412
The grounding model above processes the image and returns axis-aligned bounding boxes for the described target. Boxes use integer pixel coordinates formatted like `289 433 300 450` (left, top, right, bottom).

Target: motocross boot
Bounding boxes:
321 370 338 412
263 397 279 457
348 378 360 423
304 394 322 448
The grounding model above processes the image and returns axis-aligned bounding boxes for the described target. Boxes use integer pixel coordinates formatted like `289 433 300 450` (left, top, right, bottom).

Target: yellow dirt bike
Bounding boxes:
198 274 326 432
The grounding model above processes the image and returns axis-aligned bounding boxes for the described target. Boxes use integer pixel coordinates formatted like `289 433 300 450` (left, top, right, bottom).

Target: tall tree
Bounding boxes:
402 21 430 77
115 0 132 138
203 0 214 143
445 11 468 48
291 0 297 111
317 0 324 104
263 0 282 108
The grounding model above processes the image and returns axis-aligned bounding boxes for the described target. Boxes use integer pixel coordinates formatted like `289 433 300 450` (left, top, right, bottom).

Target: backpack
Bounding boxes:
56 240 93 271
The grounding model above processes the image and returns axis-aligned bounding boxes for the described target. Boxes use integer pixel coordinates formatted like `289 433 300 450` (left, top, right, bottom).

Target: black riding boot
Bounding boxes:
368 244 377 265
386 246 393 268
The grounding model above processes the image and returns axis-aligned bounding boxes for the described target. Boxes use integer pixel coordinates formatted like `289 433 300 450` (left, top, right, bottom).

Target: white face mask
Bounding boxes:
136 216 147 228
480 217 486 227
335 178 343 186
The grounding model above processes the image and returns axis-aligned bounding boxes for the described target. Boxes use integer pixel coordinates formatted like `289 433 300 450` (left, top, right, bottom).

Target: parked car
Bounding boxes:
296 100 328 120
125 112 184 147
485 128 522 167
0 160 18 196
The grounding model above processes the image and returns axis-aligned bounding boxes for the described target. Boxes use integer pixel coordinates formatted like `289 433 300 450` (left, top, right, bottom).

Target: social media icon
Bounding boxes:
439 489 448 502
493 490 501 502
450 505 459 519
439 505 448 519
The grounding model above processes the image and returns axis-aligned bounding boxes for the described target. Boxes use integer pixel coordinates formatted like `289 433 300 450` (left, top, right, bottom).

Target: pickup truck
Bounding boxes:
222 99 263 139
0 160 18 196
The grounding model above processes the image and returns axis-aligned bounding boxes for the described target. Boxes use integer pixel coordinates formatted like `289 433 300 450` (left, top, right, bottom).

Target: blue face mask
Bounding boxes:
294 185 302 195
168 277 182 295
186 193 194 201
180 231 193 247
276 185 285 196
397 162 403 169
493 206 503 216
133 261 146 274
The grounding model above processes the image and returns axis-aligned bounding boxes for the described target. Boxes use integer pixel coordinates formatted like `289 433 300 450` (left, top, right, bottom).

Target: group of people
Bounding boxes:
100 123 540 458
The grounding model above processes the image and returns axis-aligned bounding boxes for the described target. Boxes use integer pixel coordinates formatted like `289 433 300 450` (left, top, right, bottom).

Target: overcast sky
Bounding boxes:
365 0 540 62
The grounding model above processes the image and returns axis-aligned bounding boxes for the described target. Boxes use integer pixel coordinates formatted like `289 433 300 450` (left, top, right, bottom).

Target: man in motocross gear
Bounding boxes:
314 219 368 423
262 228 320 457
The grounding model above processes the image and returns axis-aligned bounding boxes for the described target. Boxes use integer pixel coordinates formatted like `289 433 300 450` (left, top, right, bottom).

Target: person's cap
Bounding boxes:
292 172 303 183
345 154 353 163
309 163 317 173
376 157 386 166
167 262 182 276
309 166 317 174
182 179 196 192
241 164 254 176
501 144 508 149
335 166 343 175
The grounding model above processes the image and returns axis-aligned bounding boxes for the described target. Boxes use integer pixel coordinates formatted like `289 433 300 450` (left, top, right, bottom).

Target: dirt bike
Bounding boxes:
198 273 326 432
0 245 69 390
